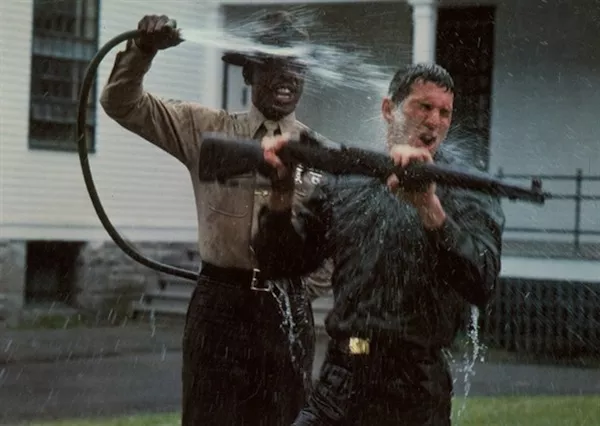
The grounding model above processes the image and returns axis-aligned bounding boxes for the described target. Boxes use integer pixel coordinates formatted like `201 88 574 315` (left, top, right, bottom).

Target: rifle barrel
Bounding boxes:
198 132 547 205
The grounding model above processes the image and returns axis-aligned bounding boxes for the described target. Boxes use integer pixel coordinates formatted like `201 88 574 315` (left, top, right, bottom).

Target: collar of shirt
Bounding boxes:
248 105 297 138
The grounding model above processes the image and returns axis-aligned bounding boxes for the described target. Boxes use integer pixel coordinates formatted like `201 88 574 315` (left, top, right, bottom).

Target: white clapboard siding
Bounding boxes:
0 1 35 235
0 0 223 242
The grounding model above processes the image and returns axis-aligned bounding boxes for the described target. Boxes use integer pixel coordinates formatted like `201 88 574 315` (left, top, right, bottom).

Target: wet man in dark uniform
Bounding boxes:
99 11 331 426
254 64 506 425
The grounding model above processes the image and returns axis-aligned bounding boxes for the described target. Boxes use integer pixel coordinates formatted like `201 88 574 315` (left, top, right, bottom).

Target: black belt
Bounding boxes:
200 262 273 292
333 337 441 359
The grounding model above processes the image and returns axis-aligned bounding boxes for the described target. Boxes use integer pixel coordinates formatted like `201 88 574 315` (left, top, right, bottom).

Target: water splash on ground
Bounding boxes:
453 306 487 422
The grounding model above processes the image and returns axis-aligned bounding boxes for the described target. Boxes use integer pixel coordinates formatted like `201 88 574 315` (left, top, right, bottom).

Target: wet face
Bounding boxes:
382 79 454 154
248 56 306 121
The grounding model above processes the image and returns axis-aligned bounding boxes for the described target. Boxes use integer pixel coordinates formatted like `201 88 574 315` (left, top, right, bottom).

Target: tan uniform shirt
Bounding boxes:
100 40 331 296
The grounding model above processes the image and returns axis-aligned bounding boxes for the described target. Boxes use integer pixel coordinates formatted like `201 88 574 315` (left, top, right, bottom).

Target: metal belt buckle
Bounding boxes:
348 337 370 355
250 268 272 292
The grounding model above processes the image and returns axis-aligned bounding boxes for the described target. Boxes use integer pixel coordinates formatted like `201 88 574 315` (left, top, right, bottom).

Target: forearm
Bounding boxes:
100 40 155 115
98 41 223 166
426 199 503 308
253 206 326 278
417 195 447 230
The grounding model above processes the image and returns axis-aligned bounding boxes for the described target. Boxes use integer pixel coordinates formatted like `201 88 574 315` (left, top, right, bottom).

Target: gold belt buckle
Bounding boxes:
250 268 272 292
348 337 370 355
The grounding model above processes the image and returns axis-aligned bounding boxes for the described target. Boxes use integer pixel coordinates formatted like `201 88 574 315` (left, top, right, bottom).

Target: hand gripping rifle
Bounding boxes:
197 131 548 205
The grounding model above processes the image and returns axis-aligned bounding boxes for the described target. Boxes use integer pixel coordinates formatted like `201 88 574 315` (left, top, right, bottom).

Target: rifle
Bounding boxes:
198 131 548 205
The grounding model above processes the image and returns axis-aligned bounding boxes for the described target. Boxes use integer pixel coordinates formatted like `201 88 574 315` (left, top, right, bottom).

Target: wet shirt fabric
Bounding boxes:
253 147 505 424
99 40 331 425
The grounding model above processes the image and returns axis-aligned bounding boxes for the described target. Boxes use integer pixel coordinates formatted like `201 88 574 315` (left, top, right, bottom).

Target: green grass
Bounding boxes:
451 396 600 425
29 396 600 426
28 413 178 426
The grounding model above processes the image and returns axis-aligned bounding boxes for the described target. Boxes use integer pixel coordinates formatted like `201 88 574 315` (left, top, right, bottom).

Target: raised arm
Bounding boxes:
99 15 227 168
428 189 505 309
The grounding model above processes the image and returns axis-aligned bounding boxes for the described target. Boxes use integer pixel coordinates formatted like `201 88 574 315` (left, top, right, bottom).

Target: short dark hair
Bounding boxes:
388 63 454 104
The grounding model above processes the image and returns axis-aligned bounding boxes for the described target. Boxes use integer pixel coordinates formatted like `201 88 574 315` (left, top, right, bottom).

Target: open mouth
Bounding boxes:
419 134 436 146
273 84 296 104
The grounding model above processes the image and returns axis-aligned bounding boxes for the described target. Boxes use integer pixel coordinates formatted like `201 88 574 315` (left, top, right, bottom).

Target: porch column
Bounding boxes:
408 0 439 64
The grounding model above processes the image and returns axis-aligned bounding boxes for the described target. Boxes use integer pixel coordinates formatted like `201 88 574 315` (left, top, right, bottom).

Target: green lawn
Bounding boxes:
451 396 599 425
30 396 600 426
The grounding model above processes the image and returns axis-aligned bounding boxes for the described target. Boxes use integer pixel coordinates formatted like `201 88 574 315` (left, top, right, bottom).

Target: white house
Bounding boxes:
1 0 598 320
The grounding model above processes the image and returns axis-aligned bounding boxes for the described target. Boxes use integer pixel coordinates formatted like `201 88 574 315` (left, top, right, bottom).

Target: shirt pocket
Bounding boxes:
206 173 254 218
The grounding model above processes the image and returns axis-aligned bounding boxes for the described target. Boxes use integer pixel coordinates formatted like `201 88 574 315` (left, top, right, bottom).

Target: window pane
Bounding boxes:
29 0 99 151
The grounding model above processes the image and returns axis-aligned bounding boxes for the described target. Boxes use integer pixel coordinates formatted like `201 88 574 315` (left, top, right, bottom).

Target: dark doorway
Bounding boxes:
25 241 83 305
436 6 496 170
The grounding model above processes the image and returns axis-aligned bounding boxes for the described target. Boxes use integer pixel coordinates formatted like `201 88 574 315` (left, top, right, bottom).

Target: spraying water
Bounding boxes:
270 283 304 373
181 24 392 97
178 7 417 150
452 306 487 423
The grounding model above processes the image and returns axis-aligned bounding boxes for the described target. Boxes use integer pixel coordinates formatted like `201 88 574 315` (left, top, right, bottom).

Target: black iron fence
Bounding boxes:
477 168 600 355
481 277 600 357
496 168 600 251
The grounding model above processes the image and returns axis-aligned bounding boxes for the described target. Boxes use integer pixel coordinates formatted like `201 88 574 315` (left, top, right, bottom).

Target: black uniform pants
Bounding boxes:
182 268 315 426
293 339 453 426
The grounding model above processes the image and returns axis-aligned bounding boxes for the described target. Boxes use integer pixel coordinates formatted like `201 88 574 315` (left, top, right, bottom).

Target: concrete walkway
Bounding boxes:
0 324 181 365
2 323 600 398
2 352 600 425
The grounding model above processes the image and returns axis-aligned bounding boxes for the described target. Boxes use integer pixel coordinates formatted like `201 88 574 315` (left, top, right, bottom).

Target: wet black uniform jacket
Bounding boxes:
253 148 506 351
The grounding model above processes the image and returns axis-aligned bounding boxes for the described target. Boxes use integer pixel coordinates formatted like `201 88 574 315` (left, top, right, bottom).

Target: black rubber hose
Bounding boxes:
76 29 198 281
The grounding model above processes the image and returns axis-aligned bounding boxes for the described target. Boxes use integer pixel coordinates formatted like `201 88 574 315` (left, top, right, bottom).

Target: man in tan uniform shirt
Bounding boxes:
100 11 330 426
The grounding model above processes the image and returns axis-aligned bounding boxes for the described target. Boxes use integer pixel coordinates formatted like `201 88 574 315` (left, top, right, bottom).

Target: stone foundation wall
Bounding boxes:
1 238 198 325
74 241 198 322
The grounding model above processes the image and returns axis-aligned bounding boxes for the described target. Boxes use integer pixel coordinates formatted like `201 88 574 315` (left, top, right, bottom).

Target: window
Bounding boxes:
28 0 99 152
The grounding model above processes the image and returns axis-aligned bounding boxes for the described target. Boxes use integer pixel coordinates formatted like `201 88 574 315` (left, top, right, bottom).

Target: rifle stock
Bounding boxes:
198 132 548 205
